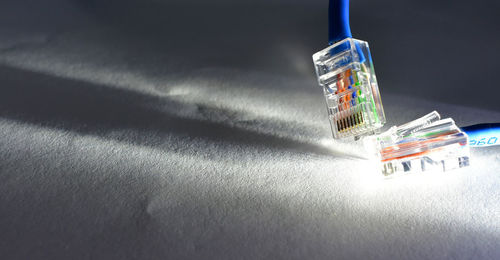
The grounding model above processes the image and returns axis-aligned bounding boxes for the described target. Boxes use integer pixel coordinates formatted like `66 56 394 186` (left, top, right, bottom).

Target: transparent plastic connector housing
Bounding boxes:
312 38 385 139
364 111 470 177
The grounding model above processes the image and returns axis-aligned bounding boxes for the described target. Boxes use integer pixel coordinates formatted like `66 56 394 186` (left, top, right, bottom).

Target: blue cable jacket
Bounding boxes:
328 0 365 63
462 123 500 147
329 0 352 44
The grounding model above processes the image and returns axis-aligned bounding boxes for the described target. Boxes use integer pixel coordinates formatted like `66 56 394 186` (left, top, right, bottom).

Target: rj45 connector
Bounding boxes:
364 111 470 177
313 38 385 139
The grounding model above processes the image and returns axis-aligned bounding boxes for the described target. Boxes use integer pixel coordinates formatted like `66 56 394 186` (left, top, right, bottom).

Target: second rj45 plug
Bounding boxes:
364 111 470 177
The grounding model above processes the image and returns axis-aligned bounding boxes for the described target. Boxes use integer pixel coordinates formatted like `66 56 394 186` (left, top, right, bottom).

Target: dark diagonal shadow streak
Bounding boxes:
0 65 349 158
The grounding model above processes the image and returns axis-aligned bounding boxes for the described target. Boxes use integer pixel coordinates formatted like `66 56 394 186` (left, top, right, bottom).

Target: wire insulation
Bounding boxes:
462 123 500 147
328 0 352 44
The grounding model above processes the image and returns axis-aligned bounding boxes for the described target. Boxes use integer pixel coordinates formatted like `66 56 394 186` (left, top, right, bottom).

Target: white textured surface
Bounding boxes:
1 1 500 259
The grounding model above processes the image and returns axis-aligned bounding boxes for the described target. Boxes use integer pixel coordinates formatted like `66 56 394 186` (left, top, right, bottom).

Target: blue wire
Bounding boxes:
329 0 352 44
461 123 500 147
328 0 366 65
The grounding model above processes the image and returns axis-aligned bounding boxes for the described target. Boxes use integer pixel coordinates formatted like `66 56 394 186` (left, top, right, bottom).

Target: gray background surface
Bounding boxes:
1 0 500 259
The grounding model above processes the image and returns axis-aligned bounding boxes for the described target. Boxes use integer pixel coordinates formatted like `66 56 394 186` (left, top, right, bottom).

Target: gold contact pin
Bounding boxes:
336 110 365 133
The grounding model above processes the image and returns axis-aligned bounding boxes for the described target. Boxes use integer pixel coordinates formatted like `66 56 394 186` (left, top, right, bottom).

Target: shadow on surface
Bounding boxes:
0 65 345 157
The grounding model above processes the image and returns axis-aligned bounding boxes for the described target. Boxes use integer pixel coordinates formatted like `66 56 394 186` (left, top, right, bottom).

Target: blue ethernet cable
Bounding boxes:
324 0 500 147
328 0 352 44
315 2 498 175
327 0 365 62
462 123 500 147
